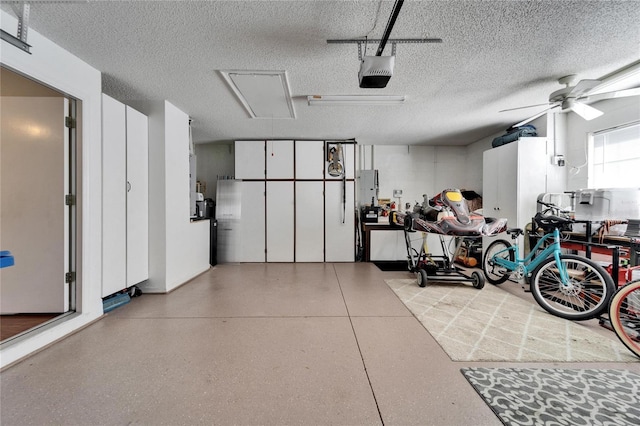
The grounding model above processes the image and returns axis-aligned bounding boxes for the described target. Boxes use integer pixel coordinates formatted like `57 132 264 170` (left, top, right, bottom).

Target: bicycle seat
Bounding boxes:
506 228 524 237
533 212 573 233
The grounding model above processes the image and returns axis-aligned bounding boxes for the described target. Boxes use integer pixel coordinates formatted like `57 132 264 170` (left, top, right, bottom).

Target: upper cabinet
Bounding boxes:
234 140 265 179
295 140 324 179
266 140 294 179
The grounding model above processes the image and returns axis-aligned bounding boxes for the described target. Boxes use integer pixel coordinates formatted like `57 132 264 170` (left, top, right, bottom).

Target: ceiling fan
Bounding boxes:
503 74 640 127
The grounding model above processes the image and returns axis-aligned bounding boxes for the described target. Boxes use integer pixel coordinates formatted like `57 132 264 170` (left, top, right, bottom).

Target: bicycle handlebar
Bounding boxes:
536 199 572 214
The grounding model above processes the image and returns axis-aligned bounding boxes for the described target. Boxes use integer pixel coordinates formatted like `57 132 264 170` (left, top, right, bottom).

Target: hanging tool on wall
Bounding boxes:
327 143 344 177
342 151 346 224
327 143 346 223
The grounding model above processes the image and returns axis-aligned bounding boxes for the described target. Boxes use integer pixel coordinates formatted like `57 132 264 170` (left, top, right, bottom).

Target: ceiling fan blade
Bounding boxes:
582 87 640 103
499 102 550 113
569 79 602 97
512 105 559 128
571 101 603 121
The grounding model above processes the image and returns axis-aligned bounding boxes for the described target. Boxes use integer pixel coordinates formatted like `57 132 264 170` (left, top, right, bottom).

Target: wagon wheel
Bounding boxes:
471 271 485 289
417 269 428 287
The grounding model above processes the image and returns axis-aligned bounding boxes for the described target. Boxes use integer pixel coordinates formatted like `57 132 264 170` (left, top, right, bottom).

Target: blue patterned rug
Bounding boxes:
462 368 640 426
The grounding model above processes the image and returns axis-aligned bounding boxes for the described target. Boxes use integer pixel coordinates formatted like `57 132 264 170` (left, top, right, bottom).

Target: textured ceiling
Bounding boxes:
2 0 640 145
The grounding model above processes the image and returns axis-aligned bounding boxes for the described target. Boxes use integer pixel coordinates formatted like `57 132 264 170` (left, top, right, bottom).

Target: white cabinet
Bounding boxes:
231 140 356 263
482 137 547 249
295 181 324 262
369 230 406 261
325 181 355 262
295 140 324 179
235 140 265 179
102 95 127 297
266 181 294 261
125 106 149 287
266 140 294 179
101 94 149 297
240 181 265 262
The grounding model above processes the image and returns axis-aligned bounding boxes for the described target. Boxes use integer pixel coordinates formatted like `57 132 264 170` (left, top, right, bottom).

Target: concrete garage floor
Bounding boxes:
1 263 638 425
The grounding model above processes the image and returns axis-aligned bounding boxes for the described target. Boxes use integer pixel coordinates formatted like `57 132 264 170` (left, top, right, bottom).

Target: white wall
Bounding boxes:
1 10 103 369
370 145 477 209
364 113 549 209
142 101 210 293
164 102 210 291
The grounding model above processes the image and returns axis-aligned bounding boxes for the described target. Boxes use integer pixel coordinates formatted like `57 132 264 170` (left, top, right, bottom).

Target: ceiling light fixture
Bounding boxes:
220 70 296 119
307 95 406 106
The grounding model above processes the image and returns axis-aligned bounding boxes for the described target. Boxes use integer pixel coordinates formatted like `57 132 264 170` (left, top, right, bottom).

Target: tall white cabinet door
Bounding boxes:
482 138 547 252
295 140 324 179
295 181 324 262
326 143 355 180
102 94 127 297
266 181 294 262
325 181 355 262
482 142 517 224
235 140 265 179
240 181 266 262
126 106 149 286
266 140 294 179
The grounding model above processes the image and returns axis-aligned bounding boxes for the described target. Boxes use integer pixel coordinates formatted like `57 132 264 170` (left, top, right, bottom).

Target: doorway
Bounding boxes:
0 66 78 342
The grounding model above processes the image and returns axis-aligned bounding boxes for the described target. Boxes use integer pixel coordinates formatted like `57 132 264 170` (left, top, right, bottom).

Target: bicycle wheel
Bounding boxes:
530 254 615 320
482 239 514 285
608 280 640 358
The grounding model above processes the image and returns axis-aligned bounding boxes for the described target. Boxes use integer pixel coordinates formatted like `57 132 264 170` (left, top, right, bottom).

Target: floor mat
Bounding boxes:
461 367 640 426
373 261 408 271
386 278 638 362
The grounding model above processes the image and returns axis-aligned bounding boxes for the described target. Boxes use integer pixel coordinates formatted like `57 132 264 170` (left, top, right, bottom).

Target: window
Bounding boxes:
589 122 640 188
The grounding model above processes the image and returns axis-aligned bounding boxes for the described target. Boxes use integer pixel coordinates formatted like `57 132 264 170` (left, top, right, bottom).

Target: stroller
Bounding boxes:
390 189 507 288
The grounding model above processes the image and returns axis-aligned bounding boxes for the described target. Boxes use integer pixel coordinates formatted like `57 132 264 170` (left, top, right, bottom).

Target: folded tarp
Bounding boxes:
492 125 537 148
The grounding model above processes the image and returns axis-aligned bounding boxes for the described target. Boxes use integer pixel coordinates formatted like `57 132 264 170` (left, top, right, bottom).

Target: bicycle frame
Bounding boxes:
491 228 570 284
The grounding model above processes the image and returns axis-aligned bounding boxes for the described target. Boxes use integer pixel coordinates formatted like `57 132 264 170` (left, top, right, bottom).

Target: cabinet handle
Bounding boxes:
127 181 132 192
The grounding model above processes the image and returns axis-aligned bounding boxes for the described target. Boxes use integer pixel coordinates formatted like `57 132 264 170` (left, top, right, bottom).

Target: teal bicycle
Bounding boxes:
482 208 615 321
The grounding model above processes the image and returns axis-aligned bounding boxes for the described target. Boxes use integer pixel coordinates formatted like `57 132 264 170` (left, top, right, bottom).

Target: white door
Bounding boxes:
126 106 149 286
102 94 127 297
295 140 324 179
267 181 294 262
0 95 68 313
496 142 518 226
295 181 324 262
240 181 266 262
482 148 500 218
266 140 294 179
234 140 265 179
325 181 355 262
